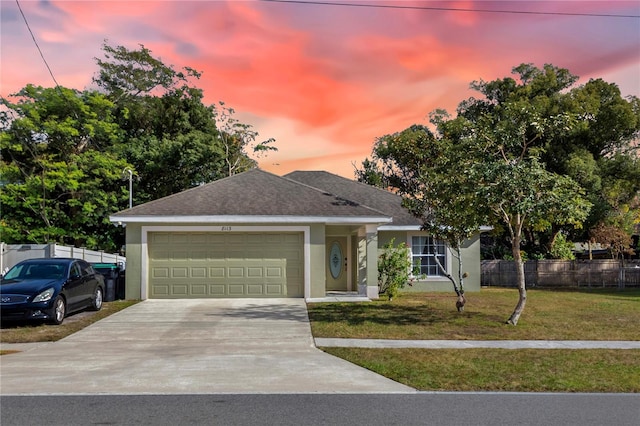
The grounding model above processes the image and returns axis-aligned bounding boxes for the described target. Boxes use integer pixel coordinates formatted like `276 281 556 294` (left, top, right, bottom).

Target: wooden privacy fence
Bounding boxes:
482 259 640 289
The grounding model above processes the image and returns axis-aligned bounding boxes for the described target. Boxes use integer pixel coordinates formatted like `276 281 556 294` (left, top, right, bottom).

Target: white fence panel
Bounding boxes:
1 242 125 272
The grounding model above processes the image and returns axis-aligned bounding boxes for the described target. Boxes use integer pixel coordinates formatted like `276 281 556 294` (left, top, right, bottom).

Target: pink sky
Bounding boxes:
2 1 639 178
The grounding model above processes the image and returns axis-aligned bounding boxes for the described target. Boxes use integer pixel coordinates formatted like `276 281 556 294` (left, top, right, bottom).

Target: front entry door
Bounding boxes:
326 237 348 291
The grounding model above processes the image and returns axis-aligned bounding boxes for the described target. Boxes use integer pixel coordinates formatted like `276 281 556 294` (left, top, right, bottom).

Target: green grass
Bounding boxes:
0 300 138 344
310 288 640 392
308 288 640 340
321 347 640 392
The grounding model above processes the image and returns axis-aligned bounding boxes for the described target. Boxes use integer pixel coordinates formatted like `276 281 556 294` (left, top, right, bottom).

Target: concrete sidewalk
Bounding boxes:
315 338 640 349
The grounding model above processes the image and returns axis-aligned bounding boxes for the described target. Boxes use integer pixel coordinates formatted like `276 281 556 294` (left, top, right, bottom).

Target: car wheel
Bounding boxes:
91 286 103 311
49 296 66 325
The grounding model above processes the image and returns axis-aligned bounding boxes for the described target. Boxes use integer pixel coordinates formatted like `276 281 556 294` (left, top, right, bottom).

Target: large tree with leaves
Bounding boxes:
93 43 276 203
1 85 131 250
360 64 600 325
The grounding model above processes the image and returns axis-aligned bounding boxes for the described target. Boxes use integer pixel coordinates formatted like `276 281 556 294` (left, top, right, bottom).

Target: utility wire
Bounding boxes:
259 0 640 19
15 0 62 88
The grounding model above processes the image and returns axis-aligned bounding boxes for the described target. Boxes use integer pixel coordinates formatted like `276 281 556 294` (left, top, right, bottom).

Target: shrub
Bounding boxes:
378 239 412 301
549 231 576 260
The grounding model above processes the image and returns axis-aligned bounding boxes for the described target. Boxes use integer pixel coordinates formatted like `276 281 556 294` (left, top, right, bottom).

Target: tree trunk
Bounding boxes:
507 240 527 325
434 244 466 312
506 234 527 325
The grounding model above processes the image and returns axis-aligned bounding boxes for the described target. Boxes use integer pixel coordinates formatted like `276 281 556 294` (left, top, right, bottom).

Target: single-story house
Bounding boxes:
109 169 481 300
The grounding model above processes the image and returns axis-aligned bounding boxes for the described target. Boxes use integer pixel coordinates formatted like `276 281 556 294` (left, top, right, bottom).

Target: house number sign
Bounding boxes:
329 242 342 279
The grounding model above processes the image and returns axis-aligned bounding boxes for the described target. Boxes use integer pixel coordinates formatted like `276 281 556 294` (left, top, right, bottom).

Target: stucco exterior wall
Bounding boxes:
308 224 326 298
121 223 481 300
124 224 142 300
378 230 482 293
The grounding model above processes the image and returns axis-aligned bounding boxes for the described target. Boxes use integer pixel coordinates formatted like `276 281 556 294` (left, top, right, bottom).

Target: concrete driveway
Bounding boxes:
0 299 413 395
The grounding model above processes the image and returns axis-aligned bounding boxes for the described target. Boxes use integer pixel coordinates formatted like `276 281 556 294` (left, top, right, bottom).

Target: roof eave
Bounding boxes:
377 225 423 231
378 225 495 232
109 215 392 225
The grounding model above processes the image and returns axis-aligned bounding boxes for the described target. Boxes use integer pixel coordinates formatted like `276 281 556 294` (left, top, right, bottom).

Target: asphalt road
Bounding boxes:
2 393 639 426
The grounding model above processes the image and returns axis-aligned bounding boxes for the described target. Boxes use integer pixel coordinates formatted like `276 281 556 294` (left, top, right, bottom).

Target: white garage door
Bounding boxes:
148 232 304 298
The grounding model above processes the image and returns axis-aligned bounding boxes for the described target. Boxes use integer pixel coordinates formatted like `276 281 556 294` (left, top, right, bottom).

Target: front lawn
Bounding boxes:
322 347 640 392
308 288 640 340
309 288 640 392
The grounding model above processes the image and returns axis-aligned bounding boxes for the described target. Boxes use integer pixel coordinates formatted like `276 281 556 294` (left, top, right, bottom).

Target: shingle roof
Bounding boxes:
111 168 391 220
285 171 421 227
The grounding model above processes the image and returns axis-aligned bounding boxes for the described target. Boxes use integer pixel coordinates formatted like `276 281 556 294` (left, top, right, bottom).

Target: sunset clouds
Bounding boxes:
2 1 638 177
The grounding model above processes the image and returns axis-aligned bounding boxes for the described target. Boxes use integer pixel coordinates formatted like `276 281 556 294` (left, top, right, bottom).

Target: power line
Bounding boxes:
259 0 640 19
15 0 62 88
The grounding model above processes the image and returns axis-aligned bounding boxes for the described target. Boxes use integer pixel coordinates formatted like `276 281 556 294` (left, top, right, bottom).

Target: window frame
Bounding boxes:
406 232 450 280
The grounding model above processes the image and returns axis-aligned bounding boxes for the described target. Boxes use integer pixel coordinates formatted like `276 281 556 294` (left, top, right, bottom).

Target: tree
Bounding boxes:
590 223 634 259
358 122 486 311
476 159 590 324
93 43 276 203
359 64 595 325
1 85 131 250
212 102 277 176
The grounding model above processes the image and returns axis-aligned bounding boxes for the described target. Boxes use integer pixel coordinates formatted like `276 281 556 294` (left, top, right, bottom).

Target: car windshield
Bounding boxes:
2 263 65 281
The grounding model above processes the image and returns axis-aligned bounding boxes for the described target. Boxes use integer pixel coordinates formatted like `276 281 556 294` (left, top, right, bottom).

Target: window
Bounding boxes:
78 260 94 277
70 262 82 278
410 236 447 276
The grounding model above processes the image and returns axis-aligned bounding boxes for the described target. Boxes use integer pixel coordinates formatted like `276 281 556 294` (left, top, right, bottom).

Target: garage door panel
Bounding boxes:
153 284 170 296
209 284 226 295
152 267 169 278
247 267 263 277
192 284 207 295
227 267 245 278
247 284 264 295
266 267 283 277
209 267 225 277
170 284 188 296
171 267 188 278
266 284 284 295
149 232 303 298
191 267 207 278
228 284 245 295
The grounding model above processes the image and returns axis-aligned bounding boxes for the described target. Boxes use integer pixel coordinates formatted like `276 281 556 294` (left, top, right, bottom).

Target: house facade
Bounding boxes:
110 169 481 300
